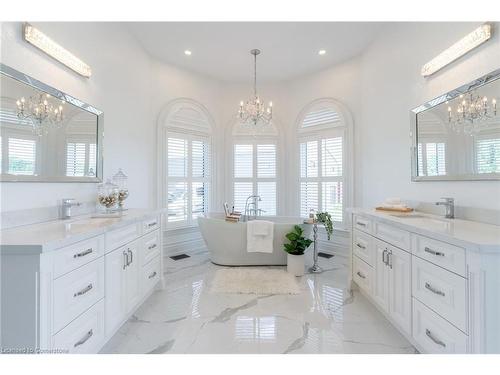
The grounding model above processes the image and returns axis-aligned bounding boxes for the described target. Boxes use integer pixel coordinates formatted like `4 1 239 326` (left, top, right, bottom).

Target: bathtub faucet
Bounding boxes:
243 195 262 221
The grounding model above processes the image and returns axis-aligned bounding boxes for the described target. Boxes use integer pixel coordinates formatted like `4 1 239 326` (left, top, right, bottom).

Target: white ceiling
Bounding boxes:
125 22 383 83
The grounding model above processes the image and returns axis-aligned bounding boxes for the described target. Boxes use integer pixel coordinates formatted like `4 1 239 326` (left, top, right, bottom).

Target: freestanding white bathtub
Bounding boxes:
198 213 311 266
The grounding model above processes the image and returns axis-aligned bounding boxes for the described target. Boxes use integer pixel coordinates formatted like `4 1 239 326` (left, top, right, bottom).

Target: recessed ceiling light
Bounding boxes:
318 49 326 56
184 50 192 56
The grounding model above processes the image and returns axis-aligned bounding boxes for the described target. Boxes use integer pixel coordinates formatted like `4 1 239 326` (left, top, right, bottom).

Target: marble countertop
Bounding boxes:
0 208 166 253
350 208 500 253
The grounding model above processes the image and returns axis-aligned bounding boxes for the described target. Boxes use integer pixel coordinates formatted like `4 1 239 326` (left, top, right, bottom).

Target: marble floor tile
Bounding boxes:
100 250 416 354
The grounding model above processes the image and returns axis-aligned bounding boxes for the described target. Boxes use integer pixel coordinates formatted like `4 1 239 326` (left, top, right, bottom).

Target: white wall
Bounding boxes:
358 22 500 212
2 21 499 223
150 59 224 209
0 22 223 216
0 22 152 211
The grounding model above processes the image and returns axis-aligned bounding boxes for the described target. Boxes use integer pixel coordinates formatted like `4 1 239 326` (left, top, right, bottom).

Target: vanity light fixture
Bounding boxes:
318 49 326 55
421 23 492 77
184 50 192 56
23 23 92 78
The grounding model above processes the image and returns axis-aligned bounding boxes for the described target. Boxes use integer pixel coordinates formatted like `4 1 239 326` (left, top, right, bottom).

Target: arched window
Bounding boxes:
158 99 214 228
230 120 280 215
296 98 352 225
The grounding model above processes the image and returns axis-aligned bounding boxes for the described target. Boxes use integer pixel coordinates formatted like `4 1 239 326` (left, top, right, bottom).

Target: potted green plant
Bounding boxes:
316 212 333 240
283 225 313 276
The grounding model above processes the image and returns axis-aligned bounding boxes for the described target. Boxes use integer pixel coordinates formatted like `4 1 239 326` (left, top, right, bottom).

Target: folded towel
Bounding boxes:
251 220 272 236
247 220 274 253
385 197 401 205
380 204 407 209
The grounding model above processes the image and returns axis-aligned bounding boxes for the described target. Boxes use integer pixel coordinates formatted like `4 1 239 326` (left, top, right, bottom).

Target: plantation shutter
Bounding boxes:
476 138 500 174
8 137 36 175
233 143 277 215
418 142 446 176
299 136 344 223
166 134 211 226
66 142 86 176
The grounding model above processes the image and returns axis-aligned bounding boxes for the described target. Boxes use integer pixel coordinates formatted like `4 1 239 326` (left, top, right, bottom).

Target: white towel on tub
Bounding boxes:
247 220 274 253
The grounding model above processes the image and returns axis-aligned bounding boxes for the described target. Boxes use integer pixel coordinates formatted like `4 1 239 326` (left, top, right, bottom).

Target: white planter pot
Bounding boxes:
287 253 305 277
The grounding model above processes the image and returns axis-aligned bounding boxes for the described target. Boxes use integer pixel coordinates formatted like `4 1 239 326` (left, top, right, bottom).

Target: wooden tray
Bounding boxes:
375 206 414 213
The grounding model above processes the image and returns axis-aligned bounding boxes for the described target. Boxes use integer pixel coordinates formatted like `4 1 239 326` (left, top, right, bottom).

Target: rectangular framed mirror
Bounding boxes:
0 63 103 182
411 68 500 181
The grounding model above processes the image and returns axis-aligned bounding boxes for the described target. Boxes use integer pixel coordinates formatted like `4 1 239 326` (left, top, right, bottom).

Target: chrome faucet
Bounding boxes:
435 197 454 219
243 195 262 222
61 198 82 220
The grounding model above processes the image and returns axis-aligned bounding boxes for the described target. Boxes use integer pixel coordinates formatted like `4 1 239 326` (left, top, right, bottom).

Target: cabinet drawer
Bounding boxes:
353 256 373 295
105 222 142 253
353 229 375 266
53 258 105 333
374 222 410 251
412 234 465 277
412 298 467 354
412 256 467 333
142 229 161 266
53 235 104 278
353 215 372 234
141 255 161 296
143 216 160 234
52 299 105 354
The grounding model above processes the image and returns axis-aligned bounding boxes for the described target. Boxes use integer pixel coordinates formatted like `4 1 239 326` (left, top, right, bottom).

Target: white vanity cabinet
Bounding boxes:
0 210 164 354
355 225 412 336
350 209 500 354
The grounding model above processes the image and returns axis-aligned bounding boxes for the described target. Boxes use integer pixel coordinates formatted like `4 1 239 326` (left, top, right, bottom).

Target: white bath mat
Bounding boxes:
210 268 301 295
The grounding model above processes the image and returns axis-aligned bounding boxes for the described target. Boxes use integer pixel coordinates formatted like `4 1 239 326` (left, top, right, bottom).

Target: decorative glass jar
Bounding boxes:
97 179 119 213
113 168 129 210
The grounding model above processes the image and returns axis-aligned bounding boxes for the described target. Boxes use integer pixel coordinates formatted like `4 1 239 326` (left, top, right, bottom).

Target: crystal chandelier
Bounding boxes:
16 93 65 136
447 91 497 134
238 49 273 126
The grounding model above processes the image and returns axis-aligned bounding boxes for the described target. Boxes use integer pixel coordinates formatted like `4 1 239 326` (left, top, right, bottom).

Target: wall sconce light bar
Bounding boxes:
421 24 492 77
23 23 92 78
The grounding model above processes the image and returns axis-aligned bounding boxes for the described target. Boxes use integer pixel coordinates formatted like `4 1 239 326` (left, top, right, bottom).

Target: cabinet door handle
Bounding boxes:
356 221 366 227
356 243 366 250
73 283 93 297
425 329 446 348
73 248 93 258
74 329 93 348
148 222 157 227
128 249 133 264
382 249 388 265
123 251 128 269
148 243 157 250
387 250 393 269
425 282 445 297
148 271 157 279
356 271 366 279
424 247 445 257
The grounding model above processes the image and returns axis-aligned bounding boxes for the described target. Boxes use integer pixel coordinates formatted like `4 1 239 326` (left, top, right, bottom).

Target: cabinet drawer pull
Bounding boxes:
424 247 445 257
73 248 93 258
73 283 93 297
123 251 128 269
382 249 388 265
425 282 445 297
356 243 366 250
356 271 366 279
74 329 93 348
148 271 157 279
425 329 446 348
148 243 157 250
356 221 366 227
147 222 157 227
128 249 133 264
387 250 392 269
